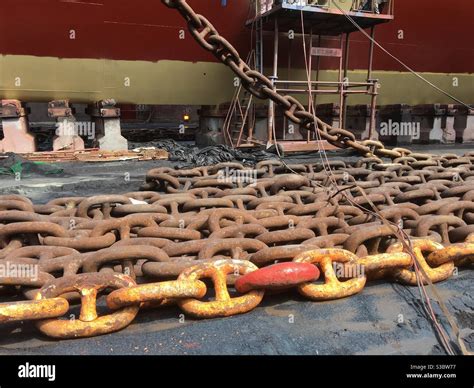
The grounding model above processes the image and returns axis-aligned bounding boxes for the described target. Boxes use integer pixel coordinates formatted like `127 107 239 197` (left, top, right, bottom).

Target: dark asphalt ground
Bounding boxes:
0 146 472 355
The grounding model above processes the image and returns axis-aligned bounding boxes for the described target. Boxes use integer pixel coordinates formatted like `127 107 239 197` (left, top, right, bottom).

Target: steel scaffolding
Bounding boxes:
236 0 395 151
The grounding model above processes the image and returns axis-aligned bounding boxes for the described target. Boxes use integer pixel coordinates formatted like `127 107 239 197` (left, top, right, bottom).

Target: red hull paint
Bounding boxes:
0 0 250 63
0 0 472 73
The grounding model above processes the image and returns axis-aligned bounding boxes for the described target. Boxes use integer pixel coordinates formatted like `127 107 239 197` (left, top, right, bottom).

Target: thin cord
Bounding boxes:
301 8 460 355
332 2 472 111
332 2 470 355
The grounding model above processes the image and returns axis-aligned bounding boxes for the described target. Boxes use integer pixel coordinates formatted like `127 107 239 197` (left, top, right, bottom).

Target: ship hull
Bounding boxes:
0 0 472 105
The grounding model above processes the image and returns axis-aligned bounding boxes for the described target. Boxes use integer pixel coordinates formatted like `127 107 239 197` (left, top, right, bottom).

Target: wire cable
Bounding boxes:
299 7 462 355
332 2 472 111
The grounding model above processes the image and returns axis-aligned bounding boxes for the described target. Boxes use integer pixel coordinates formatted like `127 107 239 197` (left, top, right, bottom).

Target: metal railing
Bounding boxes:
253 0 394 17
351 0 394 15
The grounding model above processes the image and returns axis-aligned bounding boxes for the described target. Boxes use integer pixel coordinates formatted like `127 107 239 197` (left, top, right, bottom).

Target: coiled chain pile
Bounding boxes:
0 158 473 339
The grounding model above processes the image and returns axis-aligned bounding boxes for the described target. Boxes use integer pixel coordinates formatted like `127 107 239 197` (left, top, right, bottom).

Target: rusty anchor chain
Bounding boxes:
0 158 473 340
0 0 473 345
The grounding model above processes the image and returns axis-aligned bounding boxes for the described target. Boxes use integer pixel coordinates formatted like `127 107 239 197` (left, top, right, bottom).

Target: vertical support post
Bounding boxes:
413 104 443 143
342 32 351 128
360 105 373 141
307 28 313 142
430 105 445 143
367 26 377 139
86 99 127 151
443 105 457 144
0 100 36 153
367 27 375 82
337 34 344 128
284 27 293 141
314 35 322 107
267 17 279 145
464 108 474 143
259 17 264 73
49 100 85 151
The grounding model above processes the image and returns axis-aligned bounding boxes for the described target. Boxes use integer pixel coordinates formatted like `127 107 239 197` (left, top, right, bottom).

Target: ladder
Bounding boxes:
223 51 257 148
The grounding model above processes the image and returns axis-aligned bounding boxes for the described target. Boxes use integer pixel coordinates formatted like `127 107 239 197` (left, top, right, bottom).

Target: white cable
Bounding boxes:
332 2 472 111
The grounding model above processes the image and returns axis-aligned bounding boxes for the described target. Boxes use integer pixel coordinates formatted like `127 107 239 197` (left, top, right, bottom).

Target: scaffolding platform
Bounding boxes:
247 2 394 35
224 1 396 152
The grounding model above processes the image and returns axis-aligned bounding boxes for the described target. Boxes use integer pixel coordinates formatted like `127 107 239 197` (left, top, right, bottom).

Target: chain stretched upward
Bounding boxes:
161 0 465 167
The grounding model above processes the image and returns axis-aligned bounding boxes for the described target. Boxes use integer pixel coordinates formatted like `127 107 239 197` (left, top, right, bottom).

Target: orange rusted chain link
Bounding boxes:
348 252 413 280
387 240 455 285
293 249 367 301
106 279 207 310
34 273 139 339
0 298 69 323
177 260 264 318
427 242 474 267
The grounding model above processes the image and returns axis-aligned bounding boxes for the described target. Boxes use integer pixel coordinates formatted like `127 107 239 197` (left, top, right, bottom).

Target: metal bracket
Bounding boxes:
48 100 75 118
0 100 29 118
86 100 121 118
